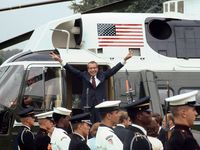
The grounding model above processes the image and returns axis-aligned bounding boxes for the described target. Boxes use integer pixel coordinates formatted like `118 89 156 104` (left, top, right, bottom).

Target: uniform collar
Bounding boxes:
100 124 114 130
174 124 190 131
74 132 85 140
116 124 125 128
22 124 31 130
131 123 147 135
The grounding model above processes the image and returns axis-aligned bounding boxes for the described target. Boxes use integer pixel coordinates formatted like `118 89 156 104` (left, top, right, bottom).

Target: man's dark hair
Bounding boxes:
87 61 98 68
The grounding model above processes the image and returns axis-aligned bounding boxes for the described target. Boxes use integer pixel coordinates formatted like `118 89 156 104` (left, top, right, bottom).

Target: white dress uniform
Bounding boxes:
51 127 71 150
96 125 123 150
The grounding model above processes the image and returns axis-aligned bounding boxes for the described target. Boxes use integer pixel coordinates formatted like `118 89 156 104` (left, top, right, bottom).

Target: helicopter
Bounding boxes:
1 0 200 148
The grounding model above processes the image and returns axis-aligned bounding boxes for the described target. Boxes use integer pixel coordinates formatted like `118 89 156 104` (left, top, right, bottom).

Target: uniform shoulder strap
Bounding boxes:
130 132 152 150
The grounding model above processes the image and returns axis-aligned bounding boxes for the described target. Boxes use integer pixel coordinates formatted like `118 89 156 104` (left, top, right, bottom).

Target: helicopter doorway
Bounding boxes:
66 64 113 109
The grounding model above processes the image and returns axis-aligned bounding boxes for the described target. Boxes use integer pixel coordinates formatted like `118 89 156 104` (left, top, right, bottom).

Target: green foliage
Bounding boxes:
70 0 118 13
70 0 168 13
125 0 167 13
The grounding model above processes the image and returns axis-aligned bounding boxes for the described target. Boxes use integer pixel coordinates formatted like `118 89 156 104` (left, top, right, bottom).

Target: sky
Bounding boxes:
0 0 75 50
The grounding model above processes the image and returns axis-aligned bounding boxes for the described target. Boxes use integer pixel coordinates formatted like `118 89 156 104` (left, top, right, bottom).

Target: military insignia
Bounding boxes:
108 138 113 144
181 130 185 133
106 135 113 144
61 136 68 141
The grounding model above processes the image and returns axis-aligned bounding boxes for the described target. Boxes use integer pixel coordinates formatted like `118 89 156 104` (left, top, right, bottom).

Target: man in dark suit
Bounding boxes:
123 97 152 150
50 50 133 123
165 90 200 150
69 113 91 150
16 106 36 150
113 110 131 144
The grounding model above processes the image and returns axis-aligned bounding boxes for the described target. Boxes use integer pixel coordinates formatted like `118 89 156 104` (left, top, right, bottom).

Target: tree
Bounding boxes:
70 0 168 13
70 0 119 13
125 0 167 13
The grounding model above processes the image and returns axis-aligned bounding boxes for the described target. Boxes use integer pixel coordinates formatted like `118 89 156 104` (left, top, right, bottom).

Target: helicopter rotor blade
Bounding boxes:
0 31 33 50
0 0 71 12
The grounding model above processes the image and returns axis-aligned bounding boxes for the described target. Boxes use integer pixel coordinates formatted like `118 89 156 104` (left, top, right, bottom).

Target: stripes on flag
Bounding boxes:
97 23 144 47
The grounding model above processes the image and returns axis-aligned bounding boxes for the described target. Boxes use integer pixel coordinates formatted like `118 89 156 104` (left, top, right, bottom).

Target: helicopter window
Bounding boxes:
44 67 63 109
0 66 9 79
164 3 168 12
170 2 175 12
23 67 44 109
177 1 184 13
158 88 173 112
0 65 24 108
14 51 54 62
22 66 63 110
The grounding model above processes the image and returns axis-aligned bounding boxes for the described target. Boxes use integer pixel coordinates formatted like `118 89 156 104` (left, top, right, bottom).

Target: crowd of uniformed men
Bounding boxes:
16 90 200 150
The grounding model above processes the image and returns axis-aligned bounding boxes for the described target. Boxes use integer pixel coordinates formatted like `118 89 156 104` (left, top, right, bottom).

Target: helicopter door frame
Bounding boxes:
20 63 66 111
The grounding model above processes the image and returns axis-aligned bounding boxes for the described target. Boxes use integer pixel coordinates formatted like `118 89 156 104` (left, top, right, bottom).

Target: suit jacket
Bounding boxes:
64 62 124 108
69 133 90 150
157 127 167 147
113 125 129 144
123 125 152 150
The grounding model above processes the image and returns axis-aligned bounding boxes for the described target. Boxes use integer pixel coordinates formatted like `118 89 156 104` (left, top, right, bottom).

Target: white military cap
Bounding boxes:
35 111 53 119
95 100 121 113
53 107 71 116
165 90 198 106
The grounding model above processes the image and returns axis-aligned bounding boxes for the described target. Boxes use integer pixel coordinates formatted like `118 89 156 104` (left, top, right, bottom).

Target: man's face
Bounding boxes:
44 119 54 131
80 122 90 137
110 110 120 126
87 63 98 76
62 115 71 128
138 111 152 127
25 115 35 127
124 116 131 127
184 106 198 127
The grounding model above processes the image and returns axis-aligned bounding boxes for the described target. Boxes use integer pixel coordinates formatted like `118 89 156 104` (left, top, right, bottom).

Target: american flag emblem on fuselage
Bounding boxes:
97 23 144 47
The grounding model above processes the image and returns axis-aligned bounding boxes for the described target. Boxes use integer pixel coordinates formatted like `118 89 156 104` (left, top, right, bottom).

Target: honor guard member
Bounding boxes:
16 106 36 150
123 97 152 150
51 107 72 150
35 111 54 150
69 113 91 150
95 100 123 150
165 90 200 150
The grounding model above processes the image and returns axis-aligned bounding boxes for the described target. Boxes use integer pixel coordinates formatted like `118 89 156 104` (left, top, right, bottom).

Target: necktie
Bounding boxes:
92 76 96 88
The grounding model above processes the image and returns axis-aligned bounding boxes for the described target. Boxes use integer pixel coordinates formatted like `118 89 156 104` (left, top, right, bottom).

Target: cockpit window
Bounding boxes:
0 65 24 108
